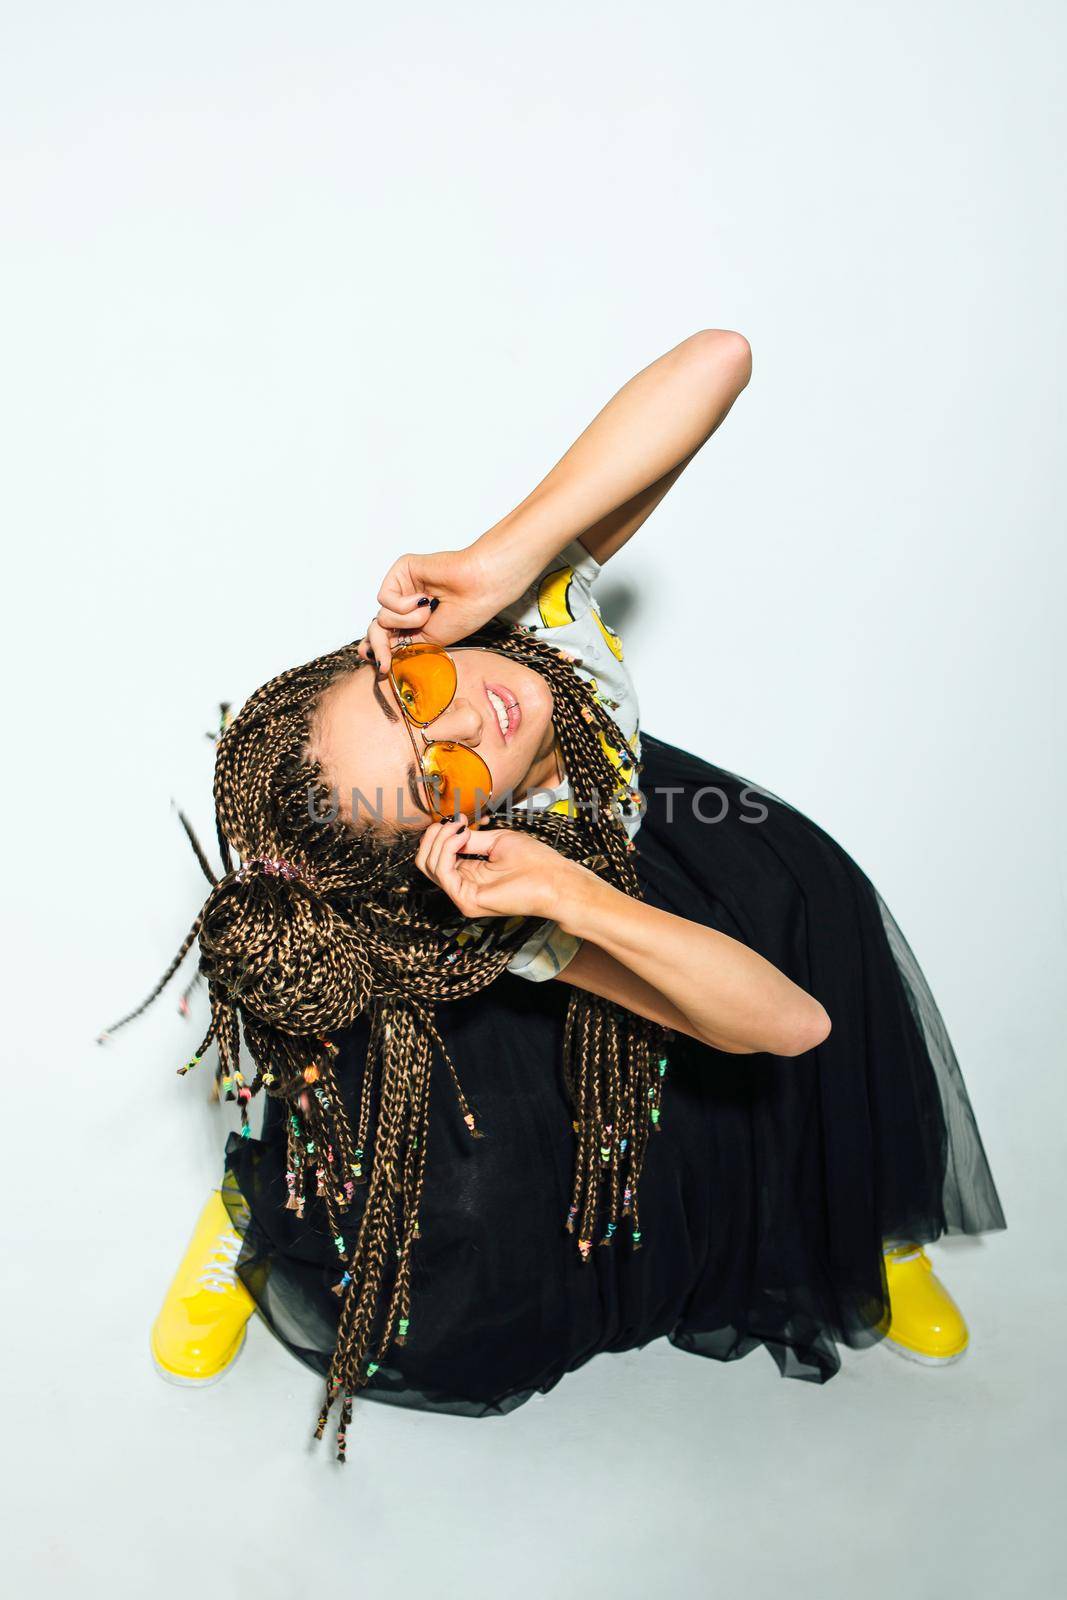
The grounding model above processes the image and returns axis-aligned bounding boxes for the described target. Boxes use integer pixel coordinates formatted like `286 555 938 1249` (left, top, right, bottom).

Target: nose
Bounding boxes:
424 693 483 747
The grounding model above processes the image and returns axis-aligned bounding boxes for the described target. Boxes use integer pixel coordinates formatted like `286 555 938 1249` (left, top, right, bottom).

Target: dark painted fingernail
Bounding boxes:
367 650 377 665
418 596 440 612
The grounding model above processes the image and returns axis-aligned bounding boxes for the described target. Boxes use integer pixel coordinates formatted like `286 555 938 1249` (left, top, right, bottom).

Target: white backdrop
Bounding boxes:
3 3 1064 1596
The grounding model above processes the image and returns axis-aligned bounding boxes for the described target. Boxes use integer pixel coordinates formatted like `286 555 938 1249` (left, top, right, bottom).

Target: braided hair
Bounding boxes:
102 617 669 1459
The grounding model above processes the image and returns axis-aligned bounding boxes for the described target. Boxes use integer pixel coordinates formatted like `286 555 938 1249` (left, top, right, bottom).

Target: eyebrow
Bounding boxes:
371 674 398 723
372 673 431 819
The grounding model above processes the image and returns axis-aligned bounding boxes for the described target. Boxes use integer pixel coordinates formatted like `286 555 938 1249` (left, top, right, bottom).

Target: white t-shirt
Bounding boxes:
451 538 643 982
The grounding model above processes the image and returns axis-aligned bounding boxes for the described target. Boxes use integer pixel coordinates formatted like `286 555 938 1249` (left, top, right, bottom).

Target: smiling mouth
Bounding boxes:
485 681 521 744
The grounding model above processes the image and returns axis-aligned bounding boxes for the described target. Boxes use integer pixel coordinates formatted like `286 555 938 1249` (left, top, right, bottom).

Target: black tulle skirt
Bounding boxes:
222 731 1006 1412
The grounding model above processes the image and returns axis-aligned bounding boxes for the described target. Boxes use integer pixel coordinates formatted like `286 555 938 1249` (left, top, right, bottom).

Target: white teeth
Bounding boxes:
486 688 510 737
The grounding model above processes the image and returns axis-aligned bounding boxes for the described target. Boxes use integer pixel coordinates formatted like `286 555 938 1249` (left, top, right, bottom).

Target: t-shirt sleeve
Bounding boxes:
505 918 583 983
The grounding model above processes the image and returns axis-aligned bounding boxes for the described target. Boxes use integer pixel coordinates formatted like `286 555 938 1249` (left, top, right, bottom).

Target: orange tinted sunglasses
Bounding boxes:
387 643 494 822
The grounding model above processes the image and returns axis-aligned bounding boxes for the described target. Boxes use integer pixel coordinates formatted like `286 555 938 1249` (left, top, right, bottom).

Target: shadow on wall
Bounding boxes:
594 578 641 636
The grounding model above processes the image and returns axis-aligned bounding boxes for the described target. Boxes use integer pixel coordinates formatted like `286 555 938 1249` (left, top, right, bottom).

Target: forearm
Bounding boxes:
471 328 751 595
555 866 830 1058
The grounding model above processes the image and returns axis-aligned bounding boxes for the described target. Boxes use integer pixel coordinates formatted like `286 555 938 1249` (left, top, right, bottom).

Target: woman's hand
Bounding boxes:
356 542 533 675
414 819 581 923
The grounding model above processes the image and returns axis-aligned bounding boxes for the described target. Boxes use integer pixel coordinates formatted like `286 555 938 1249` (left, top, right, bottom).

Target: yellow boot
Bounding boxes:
880 1242 969 1366
150 1189 256 1386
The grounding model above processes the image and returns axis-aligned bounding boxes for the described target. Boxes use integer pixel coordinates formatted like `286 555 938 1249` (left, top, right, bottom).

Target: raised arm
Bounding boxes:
474 326 752 583
358 328 751 672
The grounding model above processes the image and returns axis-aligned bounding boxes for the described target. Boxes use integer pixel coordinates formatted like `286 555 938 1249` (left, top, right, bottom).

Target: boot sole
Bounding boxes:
881 1334 968 1367
150 1324 247 1388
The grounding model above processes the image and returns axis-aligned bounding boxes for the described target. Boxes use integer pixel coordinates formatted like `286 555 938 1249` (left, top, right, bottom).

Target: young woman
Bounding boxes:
106 330 1005 1458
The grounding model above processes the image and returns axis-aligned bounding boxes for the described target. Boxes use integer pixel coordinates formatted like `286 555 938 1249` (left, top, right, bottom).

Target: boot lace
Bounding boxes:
196 1229 242 1294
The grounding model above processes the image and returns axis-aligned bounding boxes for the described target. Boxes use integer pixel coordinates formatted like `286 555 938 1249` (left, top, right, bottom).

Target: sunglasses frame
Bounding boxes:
386 642 495 822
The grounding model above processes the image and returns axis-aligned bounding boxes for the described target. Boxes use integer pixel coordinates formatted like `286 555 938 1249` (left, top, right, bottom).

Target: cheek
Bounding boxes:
522 677 554 746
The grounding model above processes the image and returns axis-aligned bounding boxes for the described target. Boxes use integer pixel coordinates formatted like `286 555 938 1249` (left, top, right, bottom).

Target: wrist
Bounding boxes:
467 527 540 613
470 496 574 609
550 858 616 939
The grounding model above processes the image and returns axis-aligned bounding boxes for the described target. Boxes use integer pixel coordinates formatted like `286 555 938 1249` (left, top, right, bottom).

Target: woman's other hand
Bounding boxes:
414 819 580 923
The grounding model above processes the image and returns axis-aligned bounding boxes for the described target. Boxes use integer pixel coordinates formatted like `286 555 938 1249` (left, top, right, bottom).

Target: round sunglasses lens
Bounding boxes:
422 743 493 820
390 647 456 725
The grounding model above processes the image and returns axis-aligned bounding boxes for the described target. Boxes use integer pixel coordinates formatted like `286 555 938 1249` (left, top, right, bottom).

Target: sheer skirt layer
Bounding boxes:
222 731 1005 1412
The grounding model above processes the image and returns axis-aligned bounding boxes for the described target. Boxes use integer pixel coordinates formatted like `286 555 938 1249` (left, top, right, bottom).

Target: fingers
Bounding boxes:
413 821 436 876
374 598 437 631
415 816 467 879
427 816 471 881
356 600 439 674
415 818 476 908
356 619 388 672
377 584 439 617
465 825 507 858
356 617 409 675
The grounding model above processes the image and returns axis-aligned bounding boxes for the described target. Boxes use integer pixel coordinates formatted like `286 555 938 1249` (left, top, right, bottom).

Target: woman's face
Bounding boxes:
309 647 560 830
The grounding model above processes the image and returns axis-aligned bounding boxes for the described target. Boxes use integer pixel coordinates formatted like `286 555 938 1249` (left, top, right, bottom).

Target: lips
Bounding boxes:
484 681 521 744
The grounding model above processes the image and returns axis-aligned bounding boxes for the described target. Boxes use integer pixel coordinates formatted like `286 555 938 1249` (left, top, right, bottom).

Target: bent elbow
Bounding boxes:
777 999 831 1058
689 327 753 392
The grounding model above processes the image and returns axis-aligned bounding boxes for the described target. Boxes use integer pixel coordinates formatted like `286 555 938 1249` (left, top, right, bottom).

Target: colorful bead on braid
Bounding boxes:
564 1204 578 1233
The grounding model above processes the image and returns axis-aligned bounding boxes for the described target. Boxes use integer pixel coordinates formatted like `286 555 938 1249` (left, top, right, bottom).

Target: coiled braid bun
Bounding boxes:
197 866 373 1037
